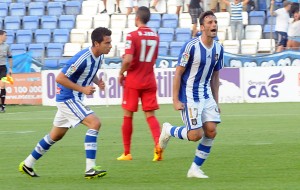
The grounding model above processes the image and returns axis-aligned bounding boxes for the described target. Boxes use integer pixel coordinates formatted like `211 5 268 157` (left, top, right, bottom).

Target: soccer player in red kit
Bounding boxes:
117 6 163 161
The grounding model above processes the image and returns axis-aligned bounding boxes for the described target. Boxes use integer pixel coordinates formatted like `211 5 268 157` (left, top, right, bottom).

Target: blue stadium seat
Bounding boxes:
5 30 15 44
28 43 45 58
58 58 70 68
35 29 51 44
16 30 33 44
175 28 191 42
170 41 185 57
161 13 178 28
4 16 21 30
147 13 161 29
10 43 27 56
43 58 59 69
0 3 9 17
0 0 13 6
58 15 75 29
16 0 31 7
46 43 64 57
28 2 45 16
158 28 175 42
23 16 39 30
9 2 26 16
47 2 63 16
263 24 277 40
266 11 276 25
53 29 70 43
65 1 81 15
249 11 266 26
41 16 58 30
33 0 48 6
158 42 169 56
0 18 3 30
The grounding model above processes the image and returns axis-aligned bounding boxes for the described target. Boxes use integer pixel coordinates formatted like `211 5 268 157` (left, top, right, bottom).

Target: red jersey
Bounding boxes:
124 26 159 89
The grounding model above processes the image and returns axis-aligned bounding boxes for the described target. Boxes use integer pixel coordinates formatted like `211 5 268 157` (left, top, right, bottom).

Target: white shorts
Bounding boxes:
176 0 188 6
53 99 94 128
180 98 221 131
124 0 138 8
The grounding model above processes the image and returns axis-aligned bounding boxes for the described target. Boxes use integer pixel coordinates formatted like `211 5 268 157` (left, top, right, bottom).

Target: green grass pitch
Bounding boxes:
0 103 300 190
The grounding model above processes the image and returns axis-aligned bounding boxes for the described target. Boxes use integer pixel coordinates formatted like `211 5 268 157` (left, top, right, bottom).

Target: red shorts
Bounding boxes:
122 86 159 112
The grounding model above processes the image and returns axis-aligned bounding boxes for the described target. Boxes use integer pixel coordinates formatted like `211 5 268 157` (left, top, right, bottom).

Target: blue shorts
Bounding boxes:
276 31 288 47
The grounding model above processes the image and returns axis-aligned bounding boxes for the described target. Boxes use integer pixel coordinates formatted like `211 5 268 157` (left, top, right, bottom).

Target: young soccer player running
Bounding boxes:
19 27 112 179
159 11 224 178
117 6 163 161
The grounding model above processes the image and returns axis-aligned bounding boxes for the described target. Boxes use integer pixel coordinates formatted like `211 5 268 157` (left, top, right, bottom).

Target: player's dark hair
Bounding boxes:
91 27 112 46
199 11 215 26
136 6 150 24
0 30 6 35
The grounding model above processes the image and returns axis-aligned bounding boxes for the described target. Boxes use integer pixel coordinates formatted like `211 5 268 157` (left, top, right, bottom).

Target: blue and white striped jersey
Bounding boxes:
56 47 103 102
177 37 224 103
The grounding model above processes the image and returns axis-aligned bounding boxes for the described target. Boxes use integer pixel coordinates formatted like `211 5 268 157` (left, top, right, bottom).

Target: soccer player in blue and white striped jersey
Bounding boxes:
159 11 224 178
19 27 112 179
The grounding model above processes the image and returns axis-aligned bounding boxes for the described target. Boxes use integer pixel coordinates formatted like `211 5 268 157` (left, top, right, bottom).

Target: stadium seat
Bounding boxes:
76 15 93 30
122 28 136 43
58 15 75 29
158 28 175 42
179 13 192 28
10 43 27 56
147 13 161 29
16 0 31 6
70 29 87 43
81 1 98 16
93 14 110 28
58 58 69 68
47 2 63 16
41 16 58 30
23 16 39 30
110 30 122 44
28 2 45 16
87 29 93 43
241 39 258 55
53 29 70 43
4 16 21 30
266 11 276 25
110 14 127 30
9 2 26 16
43 58 59 69
175 28 191 42
218 26 227 42
263 24 276 39
170 41 185 57
65 1 82 15
158 41 169 56
166 0 178 14
245 25 262 40
46 43 64 57
5 30 15 44
223 40 240 54
0 3 9 17
35 29 51 44
81 42 90 50
257 39 275 53
242 11 248 25
127 14 136 28
28 43 45 58
214 12 230 27
249 11 266 26
34 0 48 6
63 42 81 56
161 14 178 28
116 42 125 57
16 29 33 44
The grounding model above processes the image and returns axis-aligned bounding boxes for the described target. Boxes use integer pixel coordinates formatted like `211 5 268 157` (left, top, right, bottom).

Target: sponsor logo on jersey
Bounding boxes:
125 40 132 49
181 52 189 64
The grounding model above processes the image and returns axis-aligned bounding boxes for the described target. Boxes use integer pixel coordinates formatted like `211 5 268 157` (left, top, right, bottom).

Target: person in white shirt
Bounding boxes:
287 10 300 50
270 0 292 52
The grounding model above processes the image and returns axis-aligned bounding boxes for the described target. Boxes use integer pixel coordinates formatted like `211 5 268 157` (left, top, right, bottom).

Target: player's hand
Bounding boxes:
173 100 184 110
119 74 125 86
98 79 105 90
82 86 96 95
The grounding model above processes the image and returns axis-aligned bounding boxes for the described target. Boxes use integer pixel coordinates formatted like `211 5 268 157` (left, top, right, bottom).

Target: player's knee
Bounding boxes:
188 133 202 142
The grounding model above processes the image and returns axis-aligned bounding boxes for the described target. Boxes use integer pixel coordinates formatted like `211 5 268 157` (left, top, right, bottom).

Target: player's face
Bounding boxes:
96 36 112 55
201 15 218 38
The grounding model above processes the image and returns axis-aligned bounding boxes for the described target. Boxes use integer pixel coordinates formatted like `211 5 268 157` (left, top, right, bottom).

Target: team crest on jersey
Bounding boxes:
56 87 61 94
180 52 189 64
191 118 197 125
66 65 77 75
125 40 132 49
215 54 219 62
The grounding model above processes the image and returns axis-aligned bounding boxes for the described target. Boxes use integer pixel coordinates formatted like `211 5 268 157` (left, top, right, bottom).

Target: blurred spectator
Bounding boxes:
287 10 300 50
222 0 250 41
150 0 159 12
270 0 292 52
245 0 256 12
124 0 138 16
210 0 227 12
176 0 190 16
100 0 121 14
189 0 203 37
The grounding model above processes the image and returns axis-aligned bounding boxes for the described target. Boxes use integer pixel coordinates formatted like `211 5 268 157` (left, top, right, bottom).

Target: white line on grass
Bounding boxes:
0 131 35 135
